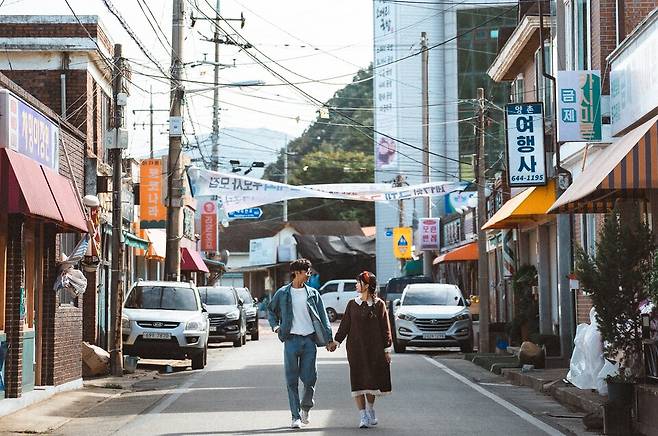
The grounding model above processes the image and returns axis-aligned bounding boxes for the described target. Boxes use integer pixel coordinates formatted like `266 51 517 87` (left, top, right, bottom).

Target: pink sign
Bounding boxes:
419 218 439 251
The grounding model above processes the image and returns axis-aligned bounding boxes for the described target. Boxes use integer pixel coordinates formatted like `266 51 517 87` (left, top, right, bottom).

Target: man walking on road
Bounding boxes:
268 258 334 429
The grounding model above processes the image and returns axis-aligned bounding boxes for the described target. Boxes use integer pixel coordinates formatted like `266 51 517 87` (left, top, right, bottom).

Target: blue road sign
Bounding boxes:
385 229 393 237
228 207 263 220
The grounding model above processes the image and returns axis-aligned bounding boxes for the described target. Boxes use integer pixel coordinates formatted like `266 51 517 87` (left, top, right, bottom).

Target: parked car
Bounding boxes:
319 279 358 322
393 283 473 353
122 280 209 370
381 275 434 343
235 287 259 341
198 286 247 347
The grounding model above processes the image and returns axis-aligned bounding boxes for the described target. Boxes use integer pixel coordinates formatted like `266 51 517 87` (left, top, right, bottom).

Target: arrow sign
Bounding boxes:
228 207 263 220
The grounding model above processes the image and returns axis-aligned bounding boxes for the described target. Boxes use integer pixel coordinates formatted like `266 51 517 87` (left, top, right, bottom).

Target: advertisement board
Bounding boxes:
557 70 602 142
249 237 277 266
505 103 547 187
419 218 440 251
139 159 167 228
200 200 217 252
392 227 413 259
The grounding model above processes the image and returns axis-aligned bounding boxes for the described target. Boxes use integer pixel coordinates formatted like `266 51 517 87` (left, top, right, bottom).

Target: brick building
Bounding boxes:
0 69 88 398
0 16 119 349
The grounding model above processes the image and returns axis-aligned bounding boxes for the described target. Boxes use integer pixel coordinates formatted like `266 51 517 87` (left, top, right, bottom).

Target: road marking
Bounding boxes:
423 357 566 436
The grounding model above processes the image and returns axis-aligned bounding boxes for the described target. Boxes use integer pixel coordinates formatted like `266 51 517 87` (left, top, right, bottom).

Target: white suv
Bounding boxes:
320 279 358 322
122 280 209 369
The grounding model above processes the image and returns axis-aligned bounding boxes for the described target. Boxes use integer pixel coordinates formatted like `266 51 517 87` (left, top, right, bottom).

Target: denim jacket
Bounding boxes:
267 283 333 346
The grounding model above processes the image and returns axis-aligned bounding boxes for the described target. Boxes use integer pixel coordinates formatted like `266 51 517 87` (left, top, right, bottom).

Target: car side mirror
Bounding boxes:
202 303 208 313
465 299 471 307
253 297 259 304
393 299 401 307
238 297 244 306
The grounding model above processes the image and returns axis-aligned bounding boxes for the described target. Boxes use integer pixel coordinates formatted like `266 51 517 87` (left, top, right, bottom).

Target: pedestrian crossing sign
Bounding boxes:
393 227 413 259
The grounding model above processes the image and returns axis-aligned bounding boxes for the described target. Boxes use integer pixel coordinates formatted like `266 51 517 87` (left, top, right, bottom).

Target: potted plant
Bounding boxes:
575 206 654 403
509 264 539 345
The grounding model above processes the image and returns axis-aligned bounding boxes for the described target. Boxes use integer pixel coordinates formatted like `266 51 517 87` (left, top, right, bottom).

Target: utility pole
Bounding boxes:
476 88 490 353
149 85 154 158
421 32 432 277
110 43 124 376
395 174 406 272
283 136 288 222
165 0 185 281
211 0 221 171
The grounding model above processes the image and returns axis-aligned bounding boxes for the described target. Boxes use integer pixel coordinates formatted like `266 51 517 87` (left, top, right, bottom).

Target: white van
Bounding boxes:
319 279 358 322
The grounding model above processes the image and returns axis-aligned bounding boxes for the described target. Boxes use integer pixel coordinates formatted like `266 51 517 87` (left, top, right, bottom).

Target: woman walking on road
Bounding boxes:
328 271 393 429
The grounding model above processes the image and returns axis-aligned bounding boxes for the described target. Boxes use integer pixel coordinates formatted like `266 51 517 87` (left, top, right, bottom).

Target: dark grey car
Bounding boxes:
236 287 259 341
198 286 247 347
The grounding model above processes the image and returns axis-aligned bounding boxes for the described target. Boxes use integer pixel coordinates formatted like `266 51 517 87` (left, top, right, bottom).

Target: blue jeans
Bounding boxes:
284 334 317 420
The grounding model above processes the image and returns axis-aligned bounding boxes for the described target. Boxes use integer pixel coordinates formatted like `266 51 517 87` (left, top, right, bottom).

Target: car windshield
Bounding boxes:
382 276 433 301
402 287 462 306
125 286 198 311
237 289 253 304
200 288 237 306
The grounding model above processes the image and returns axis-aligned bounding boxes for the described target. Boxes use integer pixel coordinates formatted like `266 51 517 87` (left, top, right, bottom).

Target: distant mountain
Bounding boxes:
139 127 289 179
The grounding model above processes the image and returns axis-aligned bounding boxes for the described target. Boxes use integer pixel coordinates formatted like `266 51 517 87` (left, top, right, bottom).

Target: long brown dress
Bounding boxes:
334 297 393 397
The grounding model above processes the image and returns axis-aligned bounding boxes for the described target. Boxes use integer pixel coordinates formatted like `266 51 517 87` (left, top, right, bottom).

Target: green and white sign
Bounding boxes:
557 70 602 142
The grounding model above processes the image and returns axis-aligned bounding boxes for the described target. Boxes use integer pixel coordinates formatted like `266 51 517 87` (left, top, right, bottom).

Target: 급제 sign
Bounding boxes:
557 70 602 142
505 103 547 187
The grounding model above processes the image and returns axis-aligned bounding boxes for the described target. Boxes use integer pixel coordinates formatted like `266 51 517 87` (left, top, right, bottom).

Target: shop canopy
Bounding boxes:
180 247 209 273
433 242 478 265
481 180 556 230
123 231 149 250
143 229 166 260
549 114 658 213
2 148 87 232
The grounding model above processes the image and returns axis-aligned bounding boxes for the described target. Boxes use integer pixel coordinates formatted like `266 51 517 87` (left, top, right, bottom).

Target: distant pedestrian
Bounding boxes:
327 270 392 429
268 258 334 429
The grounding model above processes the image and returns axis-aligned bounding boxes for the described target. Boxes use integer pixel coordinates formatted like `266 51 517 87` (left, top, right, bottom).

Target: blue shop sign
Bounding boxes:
0 90 60 170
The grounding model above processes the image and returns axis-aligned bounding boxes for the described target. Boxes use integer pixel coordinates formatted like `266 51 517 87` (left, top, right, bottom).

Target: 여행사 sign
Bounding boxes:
505 103 547 187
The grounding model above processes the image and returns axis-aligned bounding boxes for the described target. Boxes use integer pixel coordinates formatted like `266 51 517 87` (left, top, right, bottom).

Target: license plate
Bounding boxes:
209 326 218 332
143 332 171 340
423 333 446 340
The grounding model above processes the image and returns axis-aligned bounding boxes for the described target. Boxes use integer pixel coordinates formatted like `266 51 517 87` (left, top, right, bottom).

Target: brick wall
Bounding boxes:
4 216 24 398
82 271 97 344
575 290 594 324
53 303 82 385
0 22 113 55
40 226 57 386
623 0 658 38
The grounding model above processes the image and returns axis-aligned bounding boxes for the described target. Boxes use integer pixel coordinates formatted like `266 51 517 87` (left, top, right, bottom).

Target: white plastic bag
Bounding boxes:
596 359 619 395
567 307 605 390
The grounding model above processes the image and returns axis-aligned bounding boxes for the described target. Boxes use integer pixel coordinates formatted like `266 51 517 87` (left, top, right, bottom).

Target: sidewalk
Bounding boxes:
0 364 170 434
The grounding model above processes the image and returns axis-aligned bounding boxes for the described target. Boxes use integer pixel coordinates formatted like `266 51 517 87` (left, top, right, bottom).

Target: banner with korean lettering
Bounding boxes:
505 103 547 187
557 70 602 142
140 159 166 228
187 168 468 213
200 200 217 252
419 218 440 251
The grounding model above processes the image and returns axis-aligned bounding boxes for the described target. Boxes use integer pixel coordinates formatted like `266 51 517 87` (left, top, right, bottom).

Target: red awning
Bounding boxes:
2 149 87 232
433 242 479 265
180 247 209 273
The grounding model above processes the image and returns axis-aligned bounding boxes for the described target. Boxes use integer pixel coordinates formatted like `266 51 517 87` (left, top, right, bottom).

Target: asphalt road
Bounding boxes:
51 321 585 436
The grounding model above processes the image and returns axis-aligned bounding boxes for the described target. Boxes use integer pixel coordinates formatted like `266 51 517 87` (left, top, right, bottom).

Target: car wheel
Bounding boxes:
459 338 474 353
242 333 247 345
191 346 206 370
393 338 406 353
233 336 243 347
326 308 338 323
251 327 259 341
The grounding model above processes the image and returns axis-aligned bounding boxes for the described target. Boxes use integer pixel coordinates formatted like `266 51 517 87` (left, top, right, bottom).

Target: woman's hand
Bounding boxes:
384 351 392 363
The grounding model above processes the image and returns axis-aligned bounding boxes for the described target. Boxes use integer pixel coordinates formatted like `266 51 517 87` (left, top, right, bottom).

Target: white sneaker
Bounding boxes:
300 409 310 425
359 415 370 429
291 419 302 429
367 409 378 426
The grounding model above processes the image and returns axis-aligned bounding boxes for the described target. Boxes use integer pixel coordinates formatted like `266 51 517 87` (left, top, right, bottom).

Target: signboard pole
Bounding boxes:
476 88 490 354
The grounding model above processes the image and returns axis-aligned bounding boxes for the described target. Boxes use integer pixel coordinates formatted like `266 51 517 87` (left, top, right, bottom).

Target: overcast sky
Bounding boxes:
0 0 373 157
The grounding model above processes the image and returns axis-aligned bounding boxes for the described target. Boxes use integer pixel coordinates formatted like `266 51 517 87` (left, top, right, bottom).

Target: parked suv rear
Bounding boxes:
198 286 247 347
122 281 209 370
236 287 259 341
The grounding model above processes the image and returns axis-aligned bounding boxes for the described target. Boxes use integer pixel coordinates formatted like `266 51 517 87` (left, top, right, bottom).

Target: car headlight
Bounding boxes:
454 312 470 321
225 310 240 320
186 319 206 331
121 317 131 330
397 313 416 322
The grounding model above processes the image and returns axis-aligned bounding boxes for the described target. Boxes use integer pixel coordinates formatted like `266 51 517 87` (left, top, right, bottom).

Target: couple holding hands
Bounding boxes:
268 259 393 429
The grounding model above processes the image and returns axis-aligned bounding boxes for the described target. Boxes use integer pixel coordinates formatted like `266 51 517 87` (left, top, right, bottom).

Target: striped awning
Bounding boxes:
549 114 658 213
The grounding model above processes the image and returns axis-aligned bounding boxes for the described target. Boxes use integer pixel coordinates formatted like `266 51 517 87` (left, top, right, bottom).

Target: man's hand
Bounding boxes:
384 351 392 363
325 341 338 352
273 326 280 333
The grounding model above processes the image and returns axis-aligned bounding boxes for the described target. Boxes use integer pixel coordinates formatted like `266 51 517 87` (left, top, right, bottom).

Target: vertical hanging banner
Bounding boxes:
419 218 440 251
200 200 217 252
393 227 413 259
505 103 547 187
557 70 602 142
139 158 166 228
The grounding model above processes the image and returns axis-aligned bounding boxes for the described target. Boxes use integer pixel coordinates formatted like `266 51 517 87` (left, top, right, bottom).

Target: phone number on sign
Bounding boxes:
511 174 544 182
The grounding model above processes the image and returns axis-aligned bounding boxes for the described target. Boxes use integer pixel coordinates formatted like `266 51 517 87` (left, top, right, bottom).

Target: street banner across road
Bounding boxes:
187 167 468 212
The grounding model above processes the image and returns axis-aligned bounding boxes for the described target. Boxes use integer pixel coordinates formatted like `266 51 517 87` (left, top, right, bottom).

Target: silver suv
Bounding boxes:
122 280 209 369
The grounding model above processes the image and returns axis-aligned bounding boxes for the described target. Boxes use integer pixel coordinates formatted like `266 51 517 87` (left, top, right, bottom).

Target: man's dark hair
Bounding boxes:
290 258 312 273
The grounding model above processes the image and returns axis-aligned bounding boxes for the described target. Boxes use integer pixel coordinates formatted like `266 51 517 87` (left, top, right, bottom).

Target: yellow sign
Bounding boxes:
393 227 413 259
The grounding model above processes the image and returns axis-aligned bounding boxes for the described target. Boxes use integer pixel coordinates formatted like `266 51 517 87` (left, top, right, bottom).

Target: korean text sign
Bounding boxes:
419 218 440 251
557 70 602 142
0 90 60 169
139 159 166 228
200 201 217 252
393 227 413 259
505 103 547 187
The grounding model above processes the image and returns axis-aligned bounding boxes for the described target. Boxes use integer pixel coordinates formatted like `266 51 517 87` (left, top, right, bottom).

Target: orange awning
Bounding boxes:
482 180 556 230
433 242 478 265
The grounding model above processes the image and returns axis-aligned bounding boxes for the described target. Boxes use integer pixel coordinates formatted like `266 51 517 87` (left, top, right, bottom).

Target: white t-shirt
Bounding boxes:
289 286 315 336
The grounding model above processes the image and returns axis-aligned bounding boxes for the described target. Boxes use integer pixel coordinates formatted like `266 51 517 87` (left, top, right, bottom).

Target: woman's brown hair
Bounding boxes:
357 271 377 300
